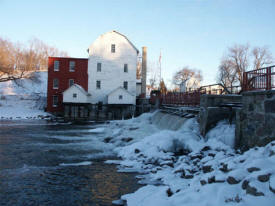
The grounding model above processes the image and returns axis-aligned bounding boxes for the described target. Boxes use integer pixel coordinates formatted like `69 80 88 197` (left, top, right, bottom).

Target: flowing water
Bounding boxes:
0 120 140 206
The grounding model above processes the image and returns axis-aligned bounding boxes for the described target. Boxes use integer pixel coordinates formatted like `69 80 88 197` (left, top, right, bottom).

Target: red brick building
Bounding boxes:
47 57 88 114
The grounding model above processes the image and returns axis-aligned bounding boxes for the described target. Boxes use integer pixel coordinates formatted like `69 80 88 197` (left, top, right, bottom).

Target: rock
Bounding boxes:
174 148 190 156
201 146 211 152
269 185 275 194
208 153 216 157
208 176 216 184
247 167 261 173
181 174 194 179
202 165 213 173
246 183 264 196
121 137 133 142
104 137 112 143
166 188 173 197
190 154 203 160
227 176 241 184
134 149 140 154
129 127 139 131
242 180 249 190
200 180 207 186
257 174 270 182
269 175 275 194
219 164 231 173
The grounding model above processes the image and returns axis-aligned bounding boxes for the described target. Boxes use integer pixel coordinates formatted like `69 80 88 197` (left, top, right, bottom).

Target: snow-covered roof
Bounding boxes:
107 86 134 97
63 84 91 96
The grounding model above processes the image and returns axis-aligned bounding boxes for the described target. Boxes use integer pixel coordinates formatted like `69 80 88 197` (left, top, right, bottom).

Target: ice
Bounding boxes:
59 161 92 166
88 127 105 133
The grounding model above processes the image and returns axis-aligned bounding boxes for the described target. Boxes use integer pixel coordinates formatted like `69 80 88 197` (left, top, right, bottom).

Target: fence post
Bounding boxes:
267 67 271 90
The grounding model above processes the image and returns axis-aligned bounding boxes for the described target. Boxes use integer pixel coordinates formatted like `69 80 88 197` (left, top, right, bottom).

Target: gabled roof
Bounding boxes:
63 84 91 96
107 86 134 97
111 30 139 54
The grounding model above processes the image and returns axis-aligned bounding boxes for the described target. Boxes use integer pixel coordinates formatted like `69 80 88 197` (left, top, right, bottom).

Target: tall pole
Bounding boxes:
159 50 162 90
141 47 147 97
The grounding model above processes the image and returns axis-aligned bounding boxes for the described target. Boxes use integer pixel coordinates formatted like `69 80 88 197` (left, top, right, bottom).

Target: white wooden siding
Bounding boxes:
88 31 138 104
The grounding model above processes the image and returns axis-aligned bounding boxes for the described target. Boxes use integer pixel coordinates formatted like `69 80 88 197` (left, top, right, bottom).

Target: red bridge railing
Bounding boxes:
243 65 275 91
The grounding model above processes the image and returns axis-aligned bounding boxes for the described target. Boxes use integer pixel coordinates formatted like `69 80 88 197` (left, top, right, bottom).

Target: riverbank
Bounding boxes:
99 111 275 206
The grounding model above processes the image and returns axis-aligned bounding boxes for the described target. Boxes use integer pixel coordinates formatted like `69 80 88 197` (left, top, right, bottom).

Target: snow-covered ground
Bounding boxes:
95 112 275 206
0 71 50 119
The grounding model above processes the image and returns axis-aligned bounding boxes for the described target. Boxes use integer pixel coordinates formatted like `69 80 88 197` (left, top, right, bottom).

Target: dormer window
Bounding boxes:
111 44 115 53
73 93 77 98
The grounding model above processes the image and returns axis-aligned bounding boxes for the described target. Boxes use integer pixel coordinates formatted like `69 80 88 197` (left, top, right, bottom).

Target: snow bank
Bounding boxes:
0 71 49 119
101 111 275 206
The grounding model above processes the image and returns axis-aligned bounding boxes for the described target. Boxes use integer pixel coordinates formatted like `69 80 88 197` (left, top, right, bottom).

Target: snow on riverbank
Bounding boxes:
0 71 50 119
101 111 275 206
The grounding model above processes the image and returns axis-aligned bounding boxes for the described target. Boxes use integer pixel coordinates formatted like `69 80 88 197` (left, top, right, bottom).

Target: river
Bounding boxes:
0 120 140 206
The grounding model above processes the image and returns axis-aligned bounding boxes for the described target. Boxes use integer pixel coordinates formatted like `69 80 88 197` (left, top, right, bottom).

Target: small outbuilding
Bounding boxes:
63 84 91 119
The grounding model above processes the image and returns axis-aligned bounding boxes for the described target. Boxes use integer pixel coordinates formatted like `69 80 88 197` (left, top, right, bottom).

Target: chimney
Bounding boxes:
141 47 147 96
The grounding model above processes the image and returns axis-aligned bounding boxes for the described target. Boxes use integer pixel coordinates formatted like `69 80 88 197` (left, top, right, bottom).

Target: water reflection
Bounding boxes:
0 120 140 206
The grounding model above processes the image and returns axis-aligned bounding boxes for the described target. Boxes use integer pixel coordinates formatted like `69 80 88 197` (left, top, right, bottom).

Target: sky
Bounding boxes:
0 0 274 87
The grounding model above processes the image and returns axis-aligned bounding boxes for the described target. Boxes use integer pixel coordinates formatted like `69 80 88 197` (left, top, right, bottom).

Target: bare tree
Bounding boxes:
173 66 203 91
252 46 273 70
0 37 68 82
228 44 249 85
217 44 274 89
217 58 238 93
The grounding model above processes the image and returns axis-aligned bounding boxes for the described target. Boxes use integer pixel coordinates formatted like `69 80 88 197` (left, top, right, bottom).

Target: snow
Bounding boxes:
0 71 49 119
59 161 92 166
98 111 275 206
88 127 105 133
206 120 235 148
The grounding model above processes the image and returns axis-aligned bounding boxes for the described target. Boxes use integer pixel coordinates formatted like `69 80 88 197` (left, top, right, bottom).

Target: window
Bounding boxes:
119 95 123 100
69 61 75 72
123 81 128 90
73 93 77 98
53 78 59 89
97 63 101 72
69 79 74 87
124 64 128 73
96 80 101 89
111 44 115 53
53 95 58 107
54 61 59 71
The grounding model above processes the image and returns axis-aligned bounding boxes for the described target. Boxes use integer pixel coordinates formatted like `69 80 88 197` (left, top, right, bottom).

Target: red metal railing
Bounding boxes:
161 91 202 106
243 65 275 91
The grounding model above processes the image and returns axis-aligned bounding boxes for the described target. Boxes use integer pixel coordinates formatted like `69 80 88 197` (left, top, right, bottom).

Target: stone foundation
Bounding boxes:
235 90 275 151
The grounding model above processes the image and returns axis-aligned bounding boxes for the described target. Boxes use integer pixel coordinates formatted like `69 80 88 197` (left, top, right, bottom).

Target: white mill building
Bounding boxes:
61 30 147 119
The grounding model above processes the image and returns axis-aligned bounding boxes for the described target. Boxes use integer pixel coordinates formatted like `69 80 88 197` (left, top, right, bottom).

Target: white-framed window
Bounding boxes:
111 44 115 53
119 95 123 100
96 80 101 89
69 79 74 87
97 63 101 72
73 93 77 98
53 78 59 89
123 81 128 90
69 61 75 72
53 95 58 107
54 61 59 71
124 64 128 73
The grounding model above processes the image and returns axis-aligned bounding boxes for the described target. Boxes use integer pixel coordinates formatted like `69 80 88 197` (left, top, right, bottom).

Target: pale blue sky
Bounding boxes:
0 0 274 86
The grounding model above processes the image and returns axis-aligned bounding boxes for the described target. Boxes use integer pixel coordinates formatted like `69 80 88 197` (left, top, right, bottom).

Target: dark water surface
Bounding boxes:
0 120 140 206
